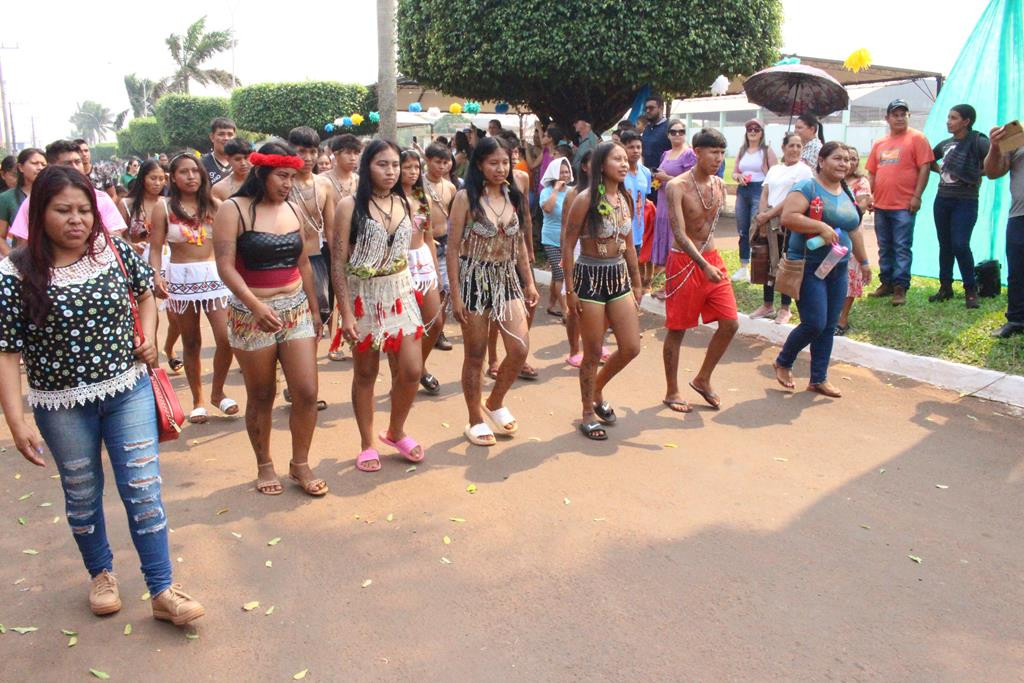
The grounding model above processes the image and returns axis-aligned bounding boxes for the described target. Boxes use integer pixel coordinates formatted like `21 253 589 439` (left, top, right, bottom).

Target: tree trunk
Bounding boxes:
377 0 397 141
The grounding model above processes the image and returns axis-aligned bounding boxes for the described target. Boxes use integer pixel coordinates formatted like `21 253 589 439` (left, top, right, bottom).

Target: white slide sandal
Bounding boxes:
482 405 518 435
464 423 496 446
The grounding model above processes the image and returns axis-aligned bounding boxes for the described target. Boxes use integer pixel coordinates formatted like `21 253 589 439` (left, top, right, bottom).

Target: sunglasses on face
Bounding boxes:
747 127 762 133
668 129 686 136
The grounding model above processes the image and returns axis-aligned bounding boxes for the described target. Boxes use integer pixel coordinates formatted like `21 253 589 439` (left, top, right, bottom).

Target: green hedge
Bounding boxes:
118 117 164 157
155 94 231 152
231 81 377 140
91 142 118 161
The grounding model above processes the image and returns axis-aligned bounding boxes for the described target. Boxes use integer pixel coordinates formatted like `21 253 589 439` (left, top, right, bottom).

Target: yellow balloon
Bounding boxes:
843 48 873 73
351 113 364 126
449 103 463 114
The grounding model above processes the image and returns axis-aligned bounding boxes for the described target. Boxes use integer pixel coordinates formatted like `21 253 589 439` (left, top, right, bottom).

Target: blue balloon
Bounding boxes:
324 123 335 133
495 102 510 114
342 117 353 127
409 102 422 113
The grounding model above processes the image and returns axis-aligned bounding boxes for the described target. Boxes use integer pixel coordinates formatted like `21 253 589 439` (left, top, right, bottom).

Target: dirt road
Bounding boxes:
2 301 1021 681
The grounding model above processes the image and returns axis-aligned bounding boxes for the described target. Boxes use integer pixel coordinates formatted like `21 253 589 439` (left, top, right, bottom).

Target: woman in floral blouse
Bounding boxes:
0 166 204 626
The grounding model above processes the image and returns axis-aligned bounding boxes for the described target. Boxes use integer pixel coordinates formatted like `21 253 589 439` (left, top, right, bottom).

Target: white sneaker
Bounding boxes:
731 266 749 283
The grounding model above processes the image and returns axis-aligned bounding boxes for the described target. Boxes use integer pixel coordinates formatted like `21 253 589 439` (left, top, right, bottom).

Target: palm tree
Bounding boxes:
124 74 168 117
165 16 237 94
69 101 115 144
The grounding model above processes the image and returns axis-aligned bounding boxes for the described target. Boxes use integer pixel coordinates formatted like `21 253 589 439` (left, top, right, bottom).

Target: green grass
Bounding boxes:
712 250 1024 376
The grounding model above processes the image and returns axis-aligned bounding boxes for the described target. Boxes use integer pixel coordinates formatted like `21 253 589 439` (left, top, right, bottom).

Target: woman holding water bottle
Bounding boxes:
772 142 870 398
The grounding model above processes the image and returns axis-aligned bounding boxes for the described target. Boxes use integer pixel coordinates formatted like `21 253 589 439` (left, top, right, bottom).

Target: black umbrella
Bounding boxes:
743 63 850 123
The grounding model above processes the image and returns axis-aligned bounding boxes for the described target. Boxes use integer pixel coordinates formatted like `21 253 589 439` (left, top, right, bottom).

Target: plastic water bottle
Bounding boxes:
805 197 827 249
814 231 849 279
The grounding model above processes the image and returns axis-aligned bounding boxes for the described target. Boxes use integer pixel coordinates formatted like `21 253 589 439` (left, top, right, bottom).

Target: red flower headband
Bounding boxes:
249 152 304 169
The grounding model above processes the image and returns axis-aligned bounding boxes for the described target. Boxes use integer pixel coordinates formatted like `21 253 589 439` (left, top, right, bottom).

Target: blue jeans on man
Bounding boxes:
734 181 763 262
933 196 978 290
32 374 173 595
1007 216 1024 324
775 263 849 384
874 209 916 289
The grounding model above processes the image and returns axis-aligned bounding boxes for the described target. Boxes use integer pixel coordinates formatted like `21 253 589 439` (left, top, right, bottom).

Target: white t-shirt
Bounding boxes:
763 162 813 207
736 149 767 183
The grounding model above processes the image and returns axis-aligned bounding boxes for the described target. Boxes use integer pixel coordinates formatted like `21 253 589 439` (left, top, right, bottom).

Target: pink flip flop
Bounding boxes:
378 431 425 463
600 346 612 363
566 353 583 368
356 448 381 472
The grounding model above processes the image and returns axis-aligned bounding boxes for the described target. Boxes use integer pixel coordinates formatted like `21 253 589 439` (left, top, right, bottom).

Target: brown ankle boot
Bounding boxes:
89 570 122 616
891 285 907 306
965 286 980 309
152 584 205 626
869 282 893 298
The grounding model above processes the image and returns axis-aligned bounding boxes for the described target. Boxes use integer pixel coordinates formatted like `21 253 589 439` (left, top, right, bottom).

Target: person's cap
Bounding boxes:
886 99 910 114
744 118 764 130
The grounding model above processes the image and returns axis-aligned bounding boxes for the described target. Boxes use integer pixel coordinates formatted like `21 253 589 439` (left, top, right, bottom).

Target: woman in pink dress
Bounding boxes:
650 120 696 298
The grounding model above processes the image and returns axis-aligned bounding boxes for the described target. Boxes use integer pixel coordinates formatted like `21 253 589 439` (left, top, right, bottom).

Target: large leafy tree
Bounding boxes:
165 16 237 94
397 0 782 132
69 101 115 143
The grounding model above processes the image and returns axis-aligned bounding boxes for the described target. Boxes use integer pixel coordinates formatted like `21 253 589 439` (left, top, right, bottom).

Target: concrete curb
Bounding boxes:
533 267 1024 408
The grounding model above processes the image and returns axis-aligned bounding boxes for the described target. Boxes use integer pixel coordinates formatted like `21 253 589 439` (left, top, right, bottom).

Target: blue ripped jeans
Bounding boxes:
33 373 172 595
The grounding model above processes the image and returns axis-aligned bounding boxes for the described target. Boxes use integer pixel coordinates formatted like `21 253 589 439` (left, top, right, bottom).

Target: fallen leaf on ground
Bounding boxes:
386 513 394 522
935 484 949 489
49 475 59 479
11 627 37 634
0 624 5 633
361 579 372 588
242 601 260 611
528 437 541 442
663 443 677 449
61 629 77 636
14 472 20 479
230 532 242 539
443 536 451 545
564 497 571 505
441 422 449 428
90 669 111 680
593 517 606 522
441 557 452 564
774 457 789 462
123 624 132 636
17 517 26 525
52 517 60 524
141 592 150 601
38 502 51 508
216 508 229 516
466 484 477 494
449 517 466 523
265 561 272 568
267 537 282 546
860 524 871 530
68 635 78 647
967 415 978 421
176 557 183 563
878 468 886 474
17 492 33 501
22 549 38 555
13 578 25 585
190 440 199 446
265 606 275 616
908 555 923 564
405 466 417 473
293 670 309 680
185 632 199 640
841 376 851 381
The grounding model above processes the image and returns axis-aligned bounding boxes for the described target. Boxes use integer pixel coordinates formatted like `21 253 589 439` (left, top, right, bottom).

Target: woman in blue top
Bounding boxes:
773 141 872 397
539 157 573 316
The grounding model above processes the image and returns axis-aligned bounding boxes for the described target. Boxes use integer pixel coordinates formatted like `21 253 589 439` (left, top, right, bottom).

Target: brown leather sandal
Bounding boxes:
807 382 842 398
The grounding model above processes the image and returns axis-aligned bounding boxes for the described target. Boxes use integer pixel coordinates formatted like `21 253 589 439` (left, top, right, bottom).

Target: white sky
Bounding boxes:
1 0 992 146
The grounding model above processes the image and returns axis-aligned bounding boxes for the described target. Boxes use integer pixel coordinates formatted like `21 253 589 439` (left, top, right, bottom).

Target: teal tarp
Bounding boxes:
913 0 1023 284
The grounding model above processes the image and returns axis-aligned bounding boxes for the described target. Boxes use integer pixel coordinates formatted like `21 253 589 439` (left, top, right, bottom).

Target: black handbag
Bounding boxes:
975 260 1002 298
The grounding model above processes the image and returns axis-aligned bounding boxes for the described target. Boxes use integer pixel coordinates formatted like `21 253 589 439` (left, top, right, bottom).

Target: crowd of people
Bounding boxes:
0 98 1021 626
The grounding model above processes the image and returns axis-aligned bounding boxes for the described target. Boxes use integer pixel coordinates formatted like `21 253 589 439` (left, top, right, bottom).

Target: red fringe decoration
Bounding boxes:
354 296 364 319
395 297 403 315
414 325 424 340
414 290 424 306
356 334 373 353
329 328 343 353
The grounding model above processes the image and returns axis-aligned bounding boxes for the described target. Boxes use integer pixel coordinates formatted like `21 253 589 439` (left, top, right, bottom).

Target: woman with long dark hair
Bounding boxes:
0 148 46 256
730 119 777 282
213 142 327 496
0 154 16 190
118 160 182 373
0 165 204 625
150 153 237 423
795 114 825 168
399 148 445 395
333 139 425 472
562 142 643 439
447 137 539 446
773 142 871 398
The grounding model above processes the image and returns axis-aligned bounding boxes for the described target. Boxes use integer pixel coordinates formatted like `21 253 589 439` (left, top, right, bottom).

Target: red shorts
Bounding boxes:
665 249 738 330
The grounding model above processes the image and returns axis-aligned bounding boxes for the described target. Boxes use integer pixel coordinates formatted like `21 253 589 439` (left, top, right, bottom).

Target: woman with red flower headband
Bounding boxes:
212 142 327 496
149 152 238 424
332 139 425 473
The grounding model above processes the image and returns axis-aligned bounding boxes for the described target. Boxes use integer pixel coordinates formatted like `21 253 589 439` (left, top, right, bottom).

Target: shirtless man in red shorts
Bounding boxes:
662 128 738 412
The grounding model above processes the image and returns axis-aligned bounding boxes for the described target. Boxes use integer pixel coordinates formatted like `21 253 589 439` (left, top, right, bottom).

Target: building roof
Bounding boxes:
717 54 944 96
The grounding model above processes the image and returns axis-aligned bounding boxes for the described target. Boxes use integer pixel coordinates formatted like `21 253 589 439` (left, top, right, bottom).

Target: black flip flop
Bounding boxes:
420 373 441 395
546 308 564 318
593 401 617 425
284 389 327 411
579 421 607 440
688 381 721 410
167 357 184 374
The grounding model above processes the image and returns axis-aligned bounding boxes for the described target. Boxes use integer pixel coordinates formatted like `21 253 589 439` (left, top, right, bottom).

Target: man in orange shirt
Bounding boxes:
866 99 935 306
